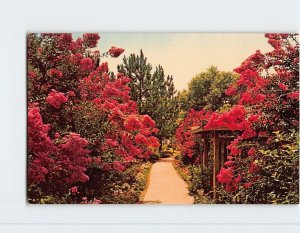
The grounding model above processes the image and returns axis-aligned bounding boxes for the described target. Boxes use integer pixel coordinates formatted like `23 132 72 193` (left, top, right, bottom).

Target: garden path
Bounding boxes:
141 156 194 204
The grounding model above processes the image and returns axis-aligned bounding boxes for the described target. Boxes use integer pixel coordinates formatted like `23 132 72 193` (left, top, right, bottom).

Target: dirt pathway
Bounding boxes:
141 157 194 204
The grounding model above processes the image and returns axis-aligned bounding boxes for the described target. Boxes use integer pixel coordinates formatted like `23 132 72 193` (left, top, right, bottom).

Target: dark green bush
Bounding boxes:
150 153 160 162
160 151 173 158
174 155 181 160
189 165 212 195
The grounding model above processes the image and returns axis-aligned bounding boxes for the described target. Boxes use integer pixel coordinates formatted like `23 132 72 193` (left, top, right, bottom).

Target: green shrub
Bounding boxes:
189 165 212 195
149 153 160 162
216 130 299 204
174 155 181 160
160 151 173 158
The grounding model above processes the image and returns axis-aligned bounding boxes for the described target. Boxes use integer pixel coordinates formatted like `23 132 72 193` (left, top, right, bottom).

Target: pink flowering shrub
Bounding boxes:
215 34 299 203
28 107 56 184
176 34 299 203
27 33 158 204
175 109 211 161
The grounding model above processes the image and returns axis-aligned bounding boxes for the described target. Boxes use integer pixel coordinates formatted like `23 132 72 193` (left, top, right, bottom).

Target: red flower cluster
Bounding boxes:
217 167 241 192
233 50 265 74
205 105 247 131
265 34 288 49
70 186 78 194
113 161 125 172
28 71 37 79
227 137 242 156
49 68 63 78
46 89 68 109
204 105 258 140
69 38 84 52
135 133 148 145
247 147 256 156
287 91 299 100
108 46 125 57
278 83 288 91
124 115 144 131
28 107 56 184
97 62 109 73
175 110 211 159
69 53 83 65
80 57 94 71
58 33 73 49
83 33 100 48
59 133 91 184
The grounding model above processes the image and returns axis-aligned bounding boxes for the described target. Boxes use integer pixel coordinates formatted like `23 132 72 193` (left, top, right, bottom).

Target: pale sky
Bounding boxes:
76 33 273 91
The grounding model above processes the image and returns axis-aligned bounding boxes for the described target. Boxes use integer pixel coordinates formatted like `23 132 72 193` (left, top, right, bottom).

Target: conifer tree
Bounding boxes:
118 50 179 150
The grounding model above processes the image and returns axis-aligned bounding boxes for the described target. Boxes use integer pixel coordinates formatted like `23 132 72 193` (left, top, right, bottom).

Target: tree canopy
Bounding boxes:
186 66 238 111
118 50 179 146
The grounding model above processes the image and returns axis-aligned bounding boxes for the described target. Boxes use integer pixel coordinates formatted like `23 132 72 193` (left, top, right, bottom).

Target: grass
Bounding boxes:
137 162 153 203
172 156 191 186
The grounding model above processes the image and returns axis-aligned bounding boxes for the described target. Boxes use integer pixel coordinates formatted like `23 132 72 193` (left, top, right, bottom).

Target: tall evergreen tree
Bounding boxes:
118 50 179 149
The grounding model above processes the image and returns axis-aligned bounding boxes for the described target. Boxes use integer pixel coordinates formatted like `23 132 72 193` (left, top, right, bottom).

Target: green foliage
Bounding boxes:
79 162 152 204
160 150 173 158
189 165 212 195
118 50 179 145
73 102 109 144
149 153 160 162
173 158 214 204
177 89 190 113
216 130 299 204
187 66 238 111
242 130 298 204
28 163 153 204
174 154 181 160
172 159 191 185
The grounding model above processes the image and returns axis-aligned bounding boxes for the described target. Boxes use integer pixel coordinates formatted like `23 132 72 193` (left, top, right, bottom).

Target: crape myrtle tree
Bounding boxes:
213 33 299 204
118 50 179 150
27 33 159 204
176 33 299 204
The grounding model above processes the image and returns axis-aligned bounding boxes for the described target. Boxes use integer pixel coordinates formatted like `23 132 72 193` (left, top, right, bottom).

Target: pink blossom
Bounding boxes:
83 33 100 48
70 186 78 194
108 46 125 57
224 161 235 167
49 68 63 78
247 147 256 156
278 83 288 91
113 161 125 172
46 89 68 109
80 58 94 71
28 71 37 79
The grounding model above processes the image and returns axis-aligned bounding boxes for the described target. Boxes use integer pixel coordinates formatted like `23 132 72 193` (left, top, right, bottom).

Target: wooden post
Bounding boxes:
202 133 208 168
220 139 225 166
212 131 219 200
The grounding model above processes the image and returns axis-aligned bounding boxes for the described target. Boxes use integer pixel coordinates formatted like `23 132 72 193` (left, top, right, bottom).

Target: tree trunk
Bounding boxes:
159 138 163 152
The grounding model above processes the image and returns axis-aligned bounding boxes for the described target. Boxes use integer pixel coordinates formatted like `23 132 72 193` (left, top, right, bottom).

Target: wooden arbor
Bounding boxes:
191 123 236 199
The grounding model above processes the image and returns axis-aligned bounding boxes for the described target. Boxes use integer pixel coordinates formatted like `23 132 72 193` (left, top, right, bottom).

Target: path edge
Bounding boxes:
139 162 154 203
